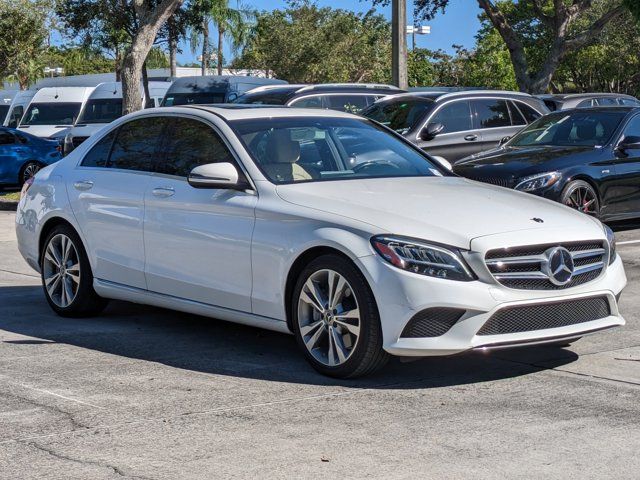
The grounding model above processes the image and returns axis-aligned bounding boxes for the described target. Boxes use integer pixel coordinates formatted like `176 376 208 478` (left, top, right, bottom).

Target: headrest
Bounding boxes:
575 121 597 141
265 130 300 164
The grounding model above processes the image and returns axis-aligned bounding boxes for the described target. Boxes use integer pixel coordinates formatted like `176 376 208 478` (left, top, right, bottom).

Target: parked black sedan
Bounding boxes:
453 107 640 221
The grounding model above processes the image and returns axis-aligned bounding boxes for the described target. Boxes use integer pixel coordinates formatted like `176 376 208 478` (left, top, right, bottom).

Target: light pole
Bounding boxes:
391 0 408 90
407 24 431 52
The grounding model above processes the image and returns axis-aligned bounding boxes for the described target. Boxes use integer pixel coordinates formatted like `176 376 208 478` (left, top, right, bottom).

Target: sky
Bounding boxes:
54 0 482 65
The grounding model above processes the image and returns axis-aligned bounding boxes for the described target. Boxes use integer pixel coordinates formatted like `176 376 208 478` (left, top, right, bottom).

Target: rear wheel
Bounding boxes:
292 254 388 378
20 161 42 185
41 224 108 317
561 180 600 217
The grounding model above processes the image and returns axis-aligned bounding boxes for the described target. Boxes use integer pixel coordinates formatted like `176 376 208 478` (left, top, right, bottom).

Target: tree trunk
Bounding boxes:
142 60 151 107
168 16 178 77
122 0 185 114
201 20 209 75
217 25 224 75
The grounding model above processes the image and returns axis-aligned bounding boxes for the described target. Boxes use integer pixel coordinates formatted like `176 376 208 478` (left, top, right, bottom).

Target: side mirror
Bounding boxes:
420 122 444 141
499 136 511 146
617 135 640 153
188 162 249 190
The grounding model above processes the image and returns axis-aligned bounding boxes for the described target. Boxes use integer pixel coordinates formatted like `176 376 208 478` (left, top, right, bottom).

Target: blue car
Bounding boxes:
0 127 62 185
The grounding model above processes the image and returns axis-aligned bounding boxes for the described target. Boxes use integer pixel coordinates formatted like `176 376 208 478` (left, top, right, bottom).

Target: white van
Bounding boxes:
3 90 36 128
17 87 95 138
0 90 17 125
62 81 171 153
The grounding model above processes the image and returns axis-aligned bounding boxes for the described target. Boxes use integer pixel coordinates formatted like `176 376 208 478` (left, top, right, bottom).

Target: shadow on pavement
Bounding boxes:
0 285 579 390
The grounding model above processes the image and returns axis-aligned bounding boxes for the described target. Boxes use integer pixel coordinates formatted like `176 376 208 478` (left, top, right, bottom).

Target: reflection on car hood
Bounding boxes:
276 176 600 249
456 145 596 166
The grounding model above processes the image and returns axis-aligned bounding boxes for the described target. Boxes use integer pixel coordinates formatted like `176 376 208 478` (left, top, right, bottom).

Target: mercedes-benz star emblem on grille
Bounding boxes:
544 246 575 286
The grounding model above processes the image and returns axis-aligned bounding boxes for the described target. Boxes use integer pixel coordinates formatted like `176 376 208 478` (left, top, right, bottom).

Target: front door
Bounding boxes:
608 114 640 219
143 116 256 312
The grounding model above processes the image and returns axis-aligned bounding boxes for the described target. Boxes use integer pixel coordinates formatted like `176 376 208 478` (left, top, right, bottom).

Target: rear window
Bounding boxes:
21 102 81 126
162 92 227 106
362 98 433 134
233 91 291 105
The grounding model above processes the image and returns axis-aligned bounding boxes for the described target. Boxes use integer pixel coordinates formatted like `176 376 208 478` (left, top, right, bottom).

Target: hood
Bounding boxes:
67 124 106 138
456 144 596 167
18 125 71 139
275 177 601 250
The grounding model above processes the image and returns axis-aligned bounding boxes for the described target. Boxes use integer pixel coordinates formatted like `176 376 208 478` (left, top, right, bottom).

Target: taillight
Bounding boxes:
20 177 34 200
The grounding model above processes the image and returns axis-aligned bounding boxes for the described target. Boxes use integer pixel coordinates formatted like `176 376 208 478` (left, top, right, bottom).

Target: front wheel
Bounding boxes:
20 161 42 185
41 224 108 317
561 180 600 217
292 254 388 378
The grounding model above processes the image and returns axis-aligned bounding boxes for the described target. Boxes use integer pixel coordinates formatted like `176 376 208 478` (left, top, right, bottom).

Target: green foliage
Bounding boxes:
233 0 391 83
624 0 640 21
0 0 48 88
41 46 113 76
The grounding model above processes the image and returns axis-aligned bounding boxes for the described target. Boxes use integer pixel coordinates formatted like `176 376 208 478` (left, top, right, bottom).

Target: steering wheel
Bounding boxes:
352 160 402 174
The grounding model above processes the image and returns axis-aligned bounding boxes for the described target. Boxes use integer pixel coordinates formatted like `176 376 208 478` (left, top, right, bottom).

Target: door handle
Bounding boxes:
152 187 175 198
464 134 478 141
73 180 94 191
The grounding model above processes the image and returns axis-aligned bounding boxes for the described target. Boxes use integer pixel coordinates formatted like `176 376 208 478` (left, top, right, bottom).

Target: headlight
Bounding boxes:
604 224 616 265
514 172 561 192
371 235 475 281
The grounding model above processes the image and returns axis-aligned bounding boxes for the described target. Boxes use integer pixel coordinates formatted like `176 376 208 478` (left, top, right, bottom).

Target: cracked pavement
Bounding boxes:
0 211 639 479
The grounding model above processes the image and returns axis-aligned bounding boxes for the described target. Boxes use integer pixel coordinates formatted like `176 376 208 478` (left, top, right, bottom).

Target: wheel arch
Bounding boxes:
38 216 80 266
564 174 602 204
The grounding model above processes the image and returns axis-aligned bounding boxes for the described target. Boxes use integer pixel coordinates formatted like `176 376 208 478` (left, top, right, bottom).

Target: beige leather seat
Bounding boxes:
261 130 316 182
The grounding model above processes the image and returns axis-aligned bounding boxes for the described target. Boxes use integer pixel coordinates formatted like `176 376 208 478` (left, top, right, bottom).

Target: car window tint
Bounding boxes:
289 96 324 109
325 95 371 113
362 98 434 134
108 117 166 171
622 115 640 140
159 117 234 177
507 101 526 125
472 99 511 128
81 129 117 168
577 99 595 108
597 97 617 106
8 106 23 128
429 101 472 134
0 130 15 145
513 101 542 123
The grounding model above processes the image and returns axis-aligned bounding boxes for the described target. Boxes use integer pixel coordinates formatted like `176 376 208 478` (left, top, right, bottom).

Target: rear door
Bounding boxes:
470 98 518 154
143 115 256 311
416 99 480 162
0 129 18 183
66 116 166 289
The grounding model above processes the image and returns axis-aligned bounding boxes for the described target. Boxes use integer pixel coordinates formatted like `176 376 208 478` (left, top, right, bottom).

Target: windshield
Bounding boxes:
232 117 446 185
508 110 626 147
21 102 81 126
0 105 9 120
162 92 227 106
77 98 123 124
362 98 433 134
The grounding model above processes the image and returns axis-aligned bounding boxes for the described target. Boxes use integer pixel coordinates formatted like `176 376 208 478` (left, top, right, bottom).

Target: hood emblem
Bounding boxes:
543 247 575 286
531 217 544 223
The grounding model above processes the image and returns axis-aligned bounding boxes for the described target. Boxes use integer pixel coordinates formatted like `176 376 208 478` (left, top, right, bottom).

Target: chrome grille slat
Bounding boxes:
485 240 607 290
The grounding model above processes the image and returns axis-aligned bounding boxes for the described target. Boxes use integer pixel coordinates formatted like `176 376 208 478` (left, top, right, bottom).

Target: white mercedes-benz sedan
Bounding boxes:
15 105 626 378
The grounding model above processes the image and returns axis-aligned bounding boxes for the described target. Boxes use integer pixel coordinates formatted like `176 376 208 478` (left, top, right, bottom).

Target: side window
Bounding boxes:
507 101 526 126
620 98 640 106
597 97 617 106
325 95 370 113
577 99 595 108
81 129 117 168
621 115 640 141
289 95 324 109
158 117 234 177
472 99 511 128
429 100 472 134
108 117 166 172
0 130 15 145
513 101 542 123
8 106 24 128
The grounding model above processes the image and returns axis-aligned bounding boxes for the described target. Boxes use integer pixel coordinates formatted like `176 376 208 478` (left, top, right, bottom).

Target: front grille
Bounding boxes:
468 176 515 188
71 136 89 148
401 308 465 338
485 240 607 290
477 296 610 335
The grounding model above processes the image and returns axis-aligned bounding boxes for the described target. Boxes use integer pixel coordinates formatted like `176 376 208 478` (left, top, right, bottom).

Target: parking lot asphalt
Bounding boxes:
0 211 639 479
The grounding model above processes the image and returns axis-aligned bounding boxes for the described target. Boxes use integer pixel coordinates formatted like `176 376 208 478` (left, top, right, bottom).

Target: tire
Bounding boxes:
40 224 108 317
291 254 388 378
561 180 600 217
20 161 43 185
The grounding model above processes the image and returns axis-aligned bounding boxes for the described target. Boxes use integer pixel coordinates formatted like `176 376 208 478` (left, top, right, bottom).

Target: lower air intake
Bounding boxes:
401 308 465 338
477 296 610 336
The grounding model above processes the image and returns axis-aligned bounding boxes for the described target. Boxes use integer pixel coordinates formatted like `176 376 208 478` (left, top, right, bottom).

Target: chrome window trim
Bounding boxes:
288 92 386 108
415 96 545 142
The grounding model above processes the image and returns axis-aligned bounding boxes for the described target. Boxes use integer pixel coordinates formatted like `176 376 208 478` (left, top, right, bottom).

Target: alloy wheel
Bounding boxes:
22 163 41 184
297 269 361 367
564 186 598 216
43 234 81 308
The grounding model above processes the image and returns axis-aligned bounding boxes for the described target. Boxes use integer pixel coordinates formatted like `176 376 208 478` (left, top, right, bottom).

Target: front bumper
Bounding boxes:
357 252 626 357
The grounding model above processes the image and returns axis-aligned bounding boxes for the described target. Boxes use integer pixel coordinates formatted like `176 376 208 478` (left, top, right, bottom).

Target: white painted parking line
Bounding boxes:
618 240 640 245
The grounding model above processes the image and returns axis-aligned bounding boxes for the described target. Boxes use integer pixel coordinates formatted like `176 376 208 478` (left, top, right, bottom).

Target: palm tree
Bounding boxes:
189 0 254 75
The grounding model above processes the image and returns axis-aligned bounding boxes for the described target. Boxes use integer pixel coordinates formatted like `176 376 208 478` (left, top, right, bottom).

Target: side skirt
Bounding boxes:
93 278 292 335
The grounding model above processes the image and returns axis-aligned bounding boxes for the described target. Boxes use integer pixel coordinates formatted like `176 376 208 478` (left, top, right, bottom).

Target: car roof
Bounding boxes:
553 106 638 114
539 93 638 101
376 90 538 103
174 104 358 120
